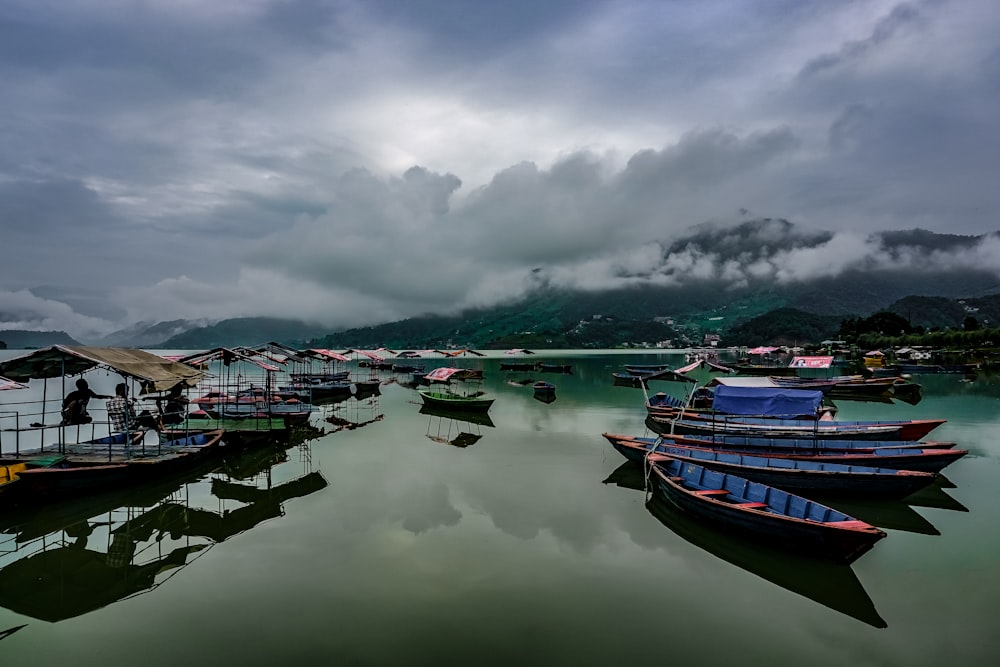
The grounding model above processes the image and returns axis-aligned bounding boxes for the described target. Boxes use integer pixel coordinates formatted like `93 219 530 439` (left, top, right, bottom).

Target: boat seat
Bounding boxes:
693 489 729 496
734 502 767 508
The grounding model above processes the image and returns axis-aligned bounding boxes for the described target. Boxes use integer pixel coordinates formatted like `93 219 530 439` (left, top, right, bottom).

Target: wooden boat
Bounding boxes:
391 363 425 374
353 379 382 397
624 364 673 375
603 435 939 498
538 363 573 374
605 433 968 473
417 388 494 412
532 380 556 395
645 456 887 563
634 424 956 452
646 411 945 441
612 373 646 388
7 430 225 499
500 362 537 371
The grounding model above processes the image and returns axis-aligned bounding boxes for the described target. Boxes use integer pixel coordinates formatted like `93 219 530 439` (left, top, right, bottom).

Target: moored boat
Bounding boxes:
606 433 968 473
416 388 494 413
646 411 945 441
6 430 225 500
645 456 886 563
603 434 939 498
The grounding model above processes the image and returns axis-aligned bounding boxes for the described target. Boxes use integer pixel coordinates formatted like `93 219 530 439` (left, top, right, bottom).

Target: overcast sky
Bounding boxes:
2 0 999 339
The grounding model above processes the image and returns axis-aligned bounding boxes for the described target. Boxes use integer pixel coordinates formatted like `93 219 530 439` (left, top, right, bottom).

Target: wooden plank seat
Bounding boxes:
735 502 768 508
693 489 729 496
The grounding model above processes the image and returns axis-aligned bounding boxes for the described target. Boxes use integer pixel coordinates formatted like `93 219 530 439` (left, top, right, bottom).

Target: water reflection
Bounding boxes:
324 393 385 432
603 462 888 629
802 494 940 536
0 428 327 623
420 404 495 448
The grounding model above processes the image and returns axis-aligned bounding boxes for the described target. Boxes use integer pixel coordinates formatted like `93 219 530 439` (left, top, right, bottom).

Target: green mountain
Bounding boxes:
0 330 80 349
156 317 329 349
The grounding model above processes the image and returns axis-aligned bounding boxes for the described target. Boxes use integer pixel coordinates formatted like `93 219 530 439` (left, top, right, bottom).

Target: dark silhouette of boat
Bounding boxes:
602 463 887 628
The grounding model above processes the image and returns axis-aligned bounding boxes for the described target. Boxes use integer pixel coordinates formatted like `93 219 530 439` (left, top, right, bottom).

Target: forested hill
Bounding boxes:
0 330 79 349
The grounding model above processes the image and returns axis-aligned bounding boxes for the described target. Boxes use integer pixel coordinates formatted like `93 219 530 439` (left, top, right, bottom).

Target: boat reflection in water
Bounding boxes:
420 404 495 448
324 393 384 433
0 427 327 623
602 462 888 629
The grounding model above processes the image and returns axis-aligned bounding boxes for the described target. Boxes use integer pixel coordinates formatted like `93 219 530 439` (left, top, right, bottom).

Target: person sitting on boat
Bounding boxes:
61 378 111 425
105 383 137 432
105 382 158 432
157 384 189 427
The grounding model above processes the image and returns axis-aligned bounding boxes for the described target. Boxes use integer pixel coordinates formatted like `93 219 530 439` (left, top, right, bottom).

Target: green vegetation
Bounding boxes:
725 308 843 346
0 330 79 349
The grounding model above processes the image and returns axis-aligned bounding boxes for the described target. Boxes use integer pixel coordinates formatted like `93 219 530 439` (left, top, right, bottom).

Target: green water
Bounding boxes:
1 352 998 666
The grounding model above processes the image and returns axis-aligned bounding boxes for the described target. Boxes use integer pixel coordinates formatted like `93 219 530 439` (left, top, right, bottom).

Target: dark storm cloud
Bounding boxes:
0 0 998 338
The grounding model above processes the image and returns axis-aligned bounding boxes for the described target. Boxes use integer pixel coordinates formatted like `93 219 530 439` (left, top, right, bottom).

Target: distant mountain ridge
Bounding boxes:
5 224 999 349
0 330 80 349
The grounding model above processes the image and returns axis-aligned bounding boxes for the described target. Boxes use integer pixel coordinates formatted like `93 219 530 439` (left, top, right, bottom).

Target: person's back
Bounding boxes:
61 378 108 425
106 383 136 432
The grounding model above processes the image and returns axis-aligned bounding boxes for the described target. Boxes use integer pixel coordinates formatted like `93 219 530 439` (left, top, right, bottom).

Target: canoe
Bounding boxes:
646 411 945 441
632 428 956 452
417 388 494 412
605 433 967 473
646 456 887 564
603 435 939 498
538 363 573 374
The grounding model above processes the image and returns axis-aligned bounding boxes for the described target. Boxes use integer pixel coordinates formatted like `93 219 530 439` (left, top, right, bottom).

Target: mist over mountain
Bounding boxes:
3 222 999 349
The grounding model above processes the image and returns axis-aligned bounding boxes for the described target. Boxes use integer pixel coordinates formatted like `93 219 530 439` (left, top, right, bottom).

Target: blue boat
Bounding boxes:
604 435 939 498
646 456 887 564
605 433 967 473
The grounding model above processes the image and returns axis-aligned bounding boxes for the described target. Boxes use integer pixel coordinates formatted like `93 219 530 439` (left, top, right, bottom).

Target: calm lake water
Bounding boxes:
1 349 998 666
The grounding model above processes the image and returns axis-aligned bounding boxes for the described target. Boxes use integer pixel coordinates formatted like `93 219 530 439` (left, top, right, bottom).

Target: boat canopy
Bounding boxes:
177 347 281 373
1 375 28 391
425 367 462 382
0 345 205 392
746 346 781 355
343 349 385 361
788 355 834 369
708 377 780 388
711 384 823 417
308 349 351 362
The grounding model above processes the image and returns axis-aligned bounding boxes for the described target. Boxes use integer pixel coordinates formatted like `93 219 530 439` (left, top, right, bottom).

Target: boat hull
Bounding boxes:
604 436 938 498
607 433 967 474
648 457 886 564
417 389 494 412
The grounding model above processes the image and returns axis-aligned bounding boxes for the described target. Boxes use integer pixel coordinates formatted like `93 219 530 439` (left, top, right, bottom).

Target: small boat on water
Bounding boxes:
5 430 225 500
532 381 556 404
417 388 494 413
645 455 887 563
606 433 968 473
500 362 537 371
646 411 946 441
538 363 573 374
603 435 940 498
532 381 556 394
635 424 957 451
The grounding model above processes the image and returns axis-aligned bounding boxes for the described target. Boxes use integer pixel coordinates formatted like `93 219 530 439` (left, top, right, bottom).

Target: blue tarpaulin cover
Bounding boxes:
711 385 823 417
